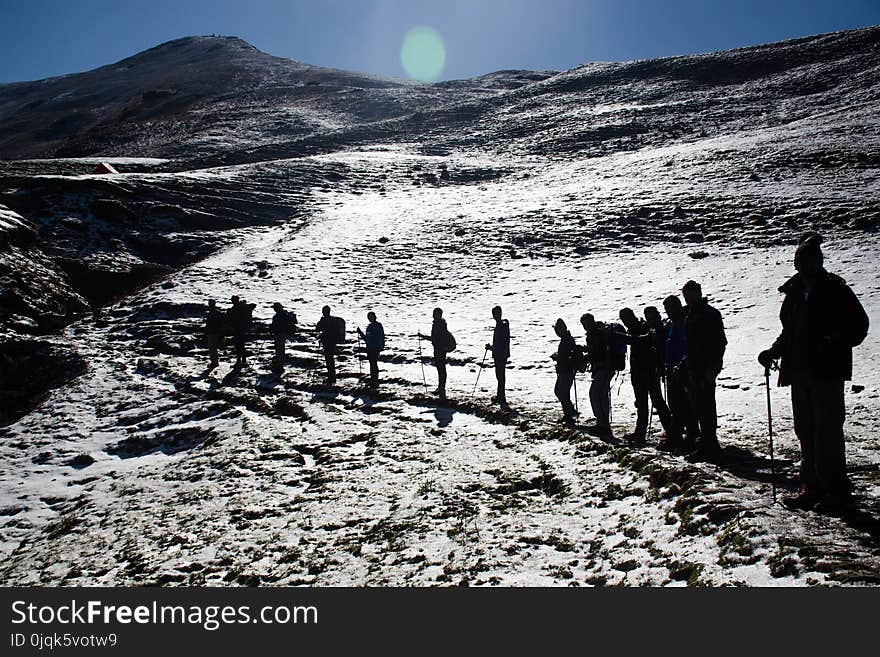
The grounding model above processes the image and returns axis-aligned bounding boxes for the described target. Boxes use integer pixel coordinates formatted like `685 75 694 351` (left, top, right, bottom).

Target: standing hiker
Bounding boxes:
681 280 727 462
485 305 511 410
204 299 223 369
551 318 578 424
229 295 255 368
663 295 699 451
619 307 675 445
357 311 385 388
418 308 455 400
316 305 345 385
758 232 869 512
580 313 613 437
270 302 296 370
644 305 682 448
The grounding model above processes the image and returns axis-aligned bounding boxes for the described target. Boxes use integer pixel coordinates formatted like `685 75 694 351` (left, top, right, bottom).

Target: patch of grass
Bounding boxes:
667 560 705 586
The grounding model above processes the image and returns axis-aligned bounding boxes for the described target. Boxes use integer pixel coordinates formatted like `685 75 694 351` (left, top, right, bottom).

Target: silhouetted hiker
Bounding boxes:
270 302 296 370
663 295 698 450
758 233 869 513
357 311 385 388
316 305 345 385
419 308 455 400
580 313 613 437
681 280 727 462
551 318 578 424
619 307 675 445
229 296 255 368
644 306 682 448
204 299 223 369
486 305 511 410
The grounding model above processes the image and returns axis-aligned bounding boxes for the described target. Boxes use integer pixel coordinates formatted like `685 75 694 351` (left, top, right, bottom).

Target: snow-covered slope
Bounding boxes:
0 27 878 586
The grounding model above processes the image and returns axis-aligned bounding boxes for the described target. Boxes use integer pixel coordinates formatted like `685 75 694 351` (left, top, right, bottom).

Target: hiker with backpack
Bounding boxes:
418 307 455 400
619 307 676 445
579 313 617 438
663 295 699 451
644 306 683 448
757 233 869 512
681 280 727 462
357 311 385 388
551 318 579 424
229 295 255 368
204 299 223 369
485 305 511 410
270 302 297 370
316 305 345 385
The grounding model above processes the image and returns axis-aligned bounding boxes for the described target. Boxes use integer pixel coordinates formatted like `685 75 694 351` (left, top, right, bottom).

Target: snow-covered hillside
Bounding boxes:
0 28 878 585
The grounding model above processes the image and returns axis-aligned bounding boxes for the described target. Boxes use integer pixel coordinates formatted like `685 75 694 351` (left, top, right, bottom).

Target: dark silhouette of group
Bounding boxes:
557 280 727 463
198 232 869 513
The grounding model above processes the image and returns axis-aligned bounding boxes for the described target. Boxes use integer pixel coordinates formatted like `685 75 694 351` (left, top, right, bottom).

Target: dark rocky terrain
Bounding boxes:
0 28 878 586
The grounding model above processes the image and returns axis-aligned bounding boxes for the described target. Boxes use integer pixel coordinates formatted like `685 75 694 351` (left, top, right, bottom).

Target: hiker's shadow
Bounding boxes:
717 445 799 490
310 388 340 404
433 407 455 428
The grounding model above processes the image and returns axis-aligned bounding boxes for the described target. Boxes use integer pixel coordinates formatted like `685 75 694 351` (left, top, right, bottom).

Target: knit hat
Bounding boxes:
794 231 823 268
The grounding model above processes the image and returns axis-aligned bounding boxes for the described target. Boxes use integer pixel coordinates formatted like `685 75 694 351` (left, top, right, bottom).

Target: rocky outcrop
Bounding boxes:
0 205 89 335
0 339 87 426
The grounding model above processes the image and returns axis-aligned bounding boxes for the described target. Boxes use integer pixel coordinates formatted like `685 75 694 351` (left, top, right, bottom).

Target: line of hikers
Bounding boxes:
201 232 869 513
550 278 726 463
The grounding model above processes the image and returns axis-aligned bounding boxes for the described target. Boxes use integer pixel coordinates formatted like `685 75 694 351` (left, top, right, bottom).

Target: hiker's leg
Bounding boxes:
692 374 719 450
649 374 677 437
436 351 447 394
631 370 649 437
367 348 379 386
590 369 611 428
495 357 507 403
555 372 575 418
791 379 820 494
810 378 850 498
207 334 219 366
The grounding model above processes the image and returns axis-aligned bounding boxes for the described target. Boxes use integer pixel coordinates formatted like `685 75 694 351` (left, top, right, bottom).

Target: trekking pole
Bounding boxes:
472 348 489 397
765 365 777 503
573 374 579 415
417 334 428 394
647 403 654 439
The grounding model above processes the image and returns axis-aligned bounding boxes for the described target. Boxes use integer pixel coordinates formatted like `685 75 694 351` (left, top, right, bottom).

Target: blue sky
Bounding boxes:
1 0 878 83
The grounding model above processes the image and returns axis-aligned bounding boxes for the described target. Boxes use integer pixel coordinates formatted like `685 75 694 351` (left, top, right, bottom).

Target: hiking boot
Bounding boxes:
586 425 614 440
782 490 820 511
623 432 646 445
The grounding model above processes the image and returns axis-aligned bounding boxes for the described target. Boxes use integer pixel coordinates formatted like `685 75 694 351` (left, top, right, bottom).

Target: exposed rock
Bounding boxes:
0 340 87 426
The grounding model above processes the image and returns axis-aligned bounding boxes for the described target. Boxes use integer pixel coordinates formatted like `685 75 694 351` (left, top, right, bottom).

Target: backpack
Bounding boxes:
375 323 386 351
572 345 589 373
331 316 346 344
444 330 457 352
286 311 298 336
608 322 627 371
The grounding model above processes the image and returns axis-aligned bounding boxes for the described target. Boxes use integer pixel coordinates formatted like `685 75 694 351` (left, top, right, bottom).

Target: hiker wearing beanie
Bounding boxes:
663 295 699 450
357 311 385 388
551 318 578 424
759 232 869 513
619 307 677 445
418 308 455 400
270 302 296 369
580 313 614 438
486 305 511 410
681 280 727 462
